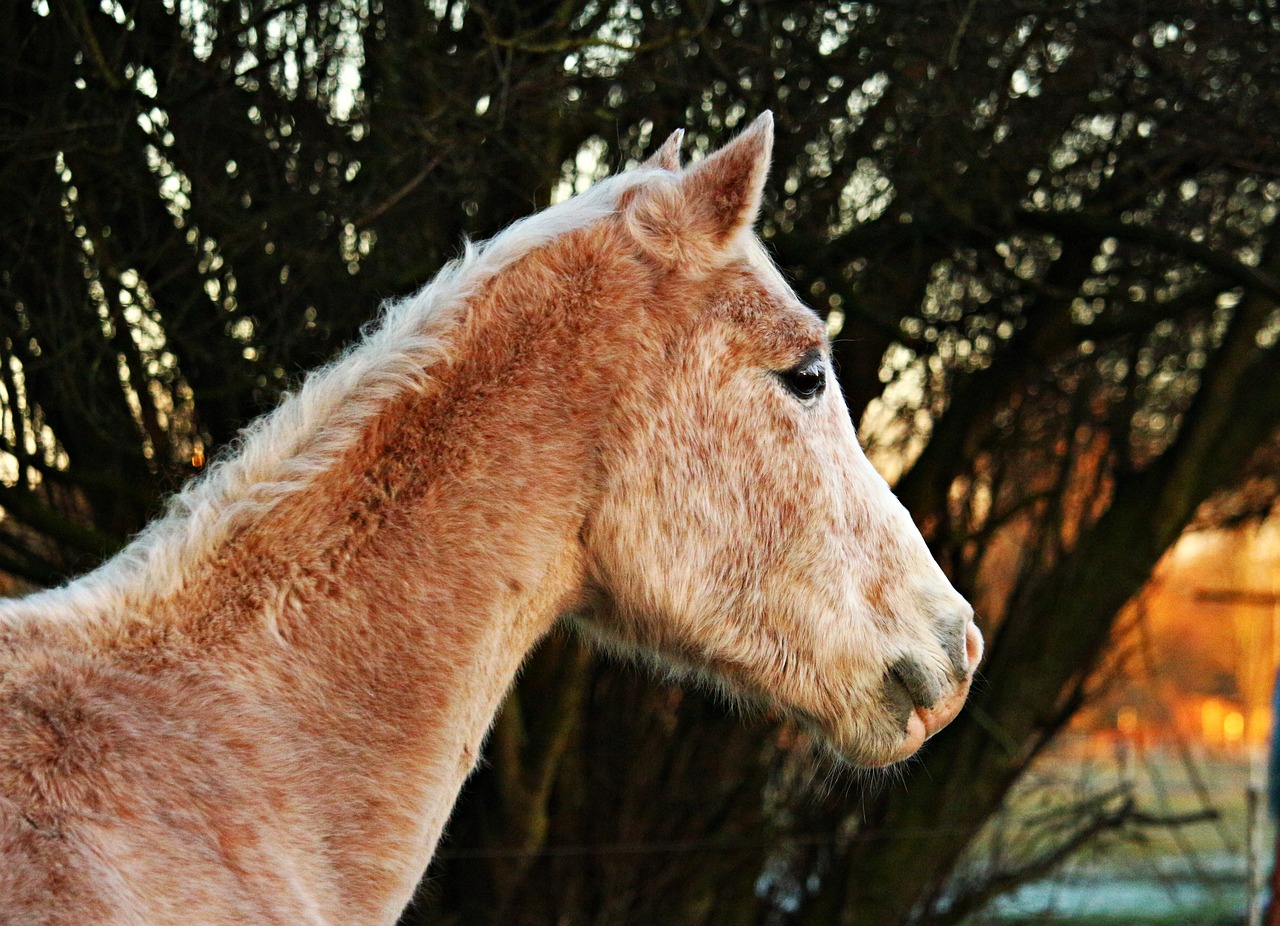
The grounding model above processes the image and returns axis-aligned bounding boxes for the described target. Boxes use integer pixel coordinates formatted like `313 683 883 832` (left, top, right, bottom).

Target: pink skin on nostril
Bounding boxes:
964 620 984 674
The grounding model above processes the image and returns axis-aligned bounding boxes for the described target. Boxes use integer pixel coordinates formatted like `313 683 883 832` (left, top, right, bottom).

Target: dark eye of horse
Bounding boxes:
776 362 826 402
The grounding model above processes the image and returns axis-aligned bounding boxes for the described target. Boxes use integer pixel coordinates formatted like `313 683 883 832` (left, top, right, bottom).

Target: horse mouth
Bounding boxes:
875 678 974 766
826 632 982 768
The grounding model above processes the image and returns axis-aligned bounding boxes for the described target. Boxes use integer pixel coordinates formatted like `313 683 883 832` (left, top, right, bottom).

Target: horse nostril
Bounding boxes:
884 657 942 725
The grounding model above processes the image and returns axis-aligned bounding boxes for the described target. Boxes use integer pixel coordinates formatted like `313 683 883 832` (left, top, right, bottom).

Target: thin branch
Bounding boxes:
931 796 1218 926
353 152 449 231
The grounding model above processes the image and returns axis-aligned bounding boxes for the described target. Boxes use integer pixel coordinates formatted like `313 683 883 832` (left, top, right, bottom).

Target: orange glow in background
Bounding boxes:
1075 517 1280 753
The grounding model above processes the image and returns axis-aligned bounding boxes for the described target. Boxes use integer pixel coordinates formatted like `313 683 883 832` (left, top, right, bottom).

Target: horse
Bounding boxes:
0 114 981 925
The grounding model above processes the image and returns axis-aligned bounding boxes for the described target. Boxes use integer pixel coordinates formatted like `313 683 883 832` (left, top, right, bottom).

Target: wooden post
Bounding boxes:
1195 587 1280 926
1249 782 1265 926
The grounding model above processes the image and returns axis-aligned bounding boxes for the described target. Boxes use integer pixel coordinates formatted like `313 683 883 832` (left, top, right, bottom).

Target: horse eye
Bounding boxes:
776 362 826 401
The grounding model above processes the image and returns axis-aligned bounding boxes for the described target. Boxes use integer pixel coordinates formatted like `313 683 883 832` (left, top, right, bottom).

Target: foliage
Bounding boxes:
3 2 1279 924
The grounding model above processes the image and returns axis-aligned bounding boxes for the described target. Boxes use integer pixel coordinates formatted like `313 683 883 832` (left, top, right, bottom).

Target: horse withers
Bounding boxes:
0 114 981 925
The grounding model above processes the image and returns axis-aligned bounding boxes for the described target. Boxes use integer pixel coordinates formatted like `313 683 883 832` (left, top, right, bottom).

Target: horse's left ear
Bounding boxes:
642 129 684 171
681 111 773 245
625 113 773 269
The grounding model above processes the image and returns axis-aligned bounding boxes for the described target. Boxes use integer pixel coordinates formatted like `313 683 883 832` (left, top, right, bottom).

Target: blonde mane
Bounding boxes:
5 167 667 621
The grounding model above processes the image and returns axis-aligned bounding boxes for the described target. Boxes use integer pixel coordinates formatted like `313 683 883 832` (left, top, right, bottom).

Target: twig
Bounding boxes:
354 152 449 230
930 794 1217 926
947 0 979 69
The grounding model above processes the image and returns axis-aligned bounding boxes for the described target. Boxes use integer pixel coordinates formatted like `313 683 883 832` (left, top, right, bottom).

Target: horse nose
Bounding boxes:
883 618 982 732
883 657 943 728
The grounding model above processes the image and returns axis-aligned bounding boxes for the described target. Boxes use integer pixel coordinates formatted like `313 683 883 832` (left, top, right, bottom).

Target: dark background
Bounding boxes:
3 2 1279 923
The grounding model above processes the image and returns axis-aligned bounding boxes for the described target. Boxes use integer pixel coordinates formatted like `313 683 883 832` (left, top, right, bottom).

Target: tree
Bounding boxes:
3 2 1279 923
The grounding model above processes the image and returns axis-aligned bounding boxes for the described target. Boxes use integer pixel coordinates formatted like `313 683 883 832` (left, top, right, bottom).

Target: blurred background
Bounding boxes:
3 1 1280 924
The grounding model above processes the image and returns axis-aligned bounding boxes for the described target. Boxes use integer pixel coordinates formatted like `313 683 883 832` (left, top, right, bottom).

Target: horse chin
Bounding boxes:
865 711 930 768
812 706 935 769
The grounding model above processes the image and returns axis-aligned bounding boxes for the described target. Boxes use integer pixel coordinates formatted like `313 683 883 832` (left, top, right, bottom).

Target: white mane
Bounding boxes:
7 167 667 620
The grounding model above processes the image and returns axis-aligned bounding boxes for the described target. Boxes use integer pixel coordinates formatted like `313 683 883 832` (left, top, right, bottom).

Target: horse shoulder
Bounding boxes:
0 635 334 924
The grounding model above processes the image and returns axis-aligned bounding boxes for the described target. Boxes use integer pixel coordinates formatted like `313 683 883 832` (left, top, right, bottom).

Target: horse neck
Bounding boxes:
109 230 645 917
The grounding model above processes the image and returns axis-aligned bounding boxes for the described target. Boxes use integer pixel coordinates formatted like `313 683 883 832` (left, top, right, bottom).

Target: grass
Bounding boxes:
995 915 1238 926
962 736 1268 925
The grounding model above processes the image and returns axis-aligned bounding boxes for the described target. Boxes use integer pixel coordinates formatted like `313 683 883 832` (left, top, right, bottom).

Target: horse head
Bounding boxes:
579 114 982 767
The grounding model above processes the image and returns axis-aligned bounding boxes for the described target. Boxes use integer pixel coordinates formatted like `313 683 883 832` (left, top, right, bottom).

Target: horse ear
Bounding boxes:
624 113 773 269
680 111 773 245
642 129 684 171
